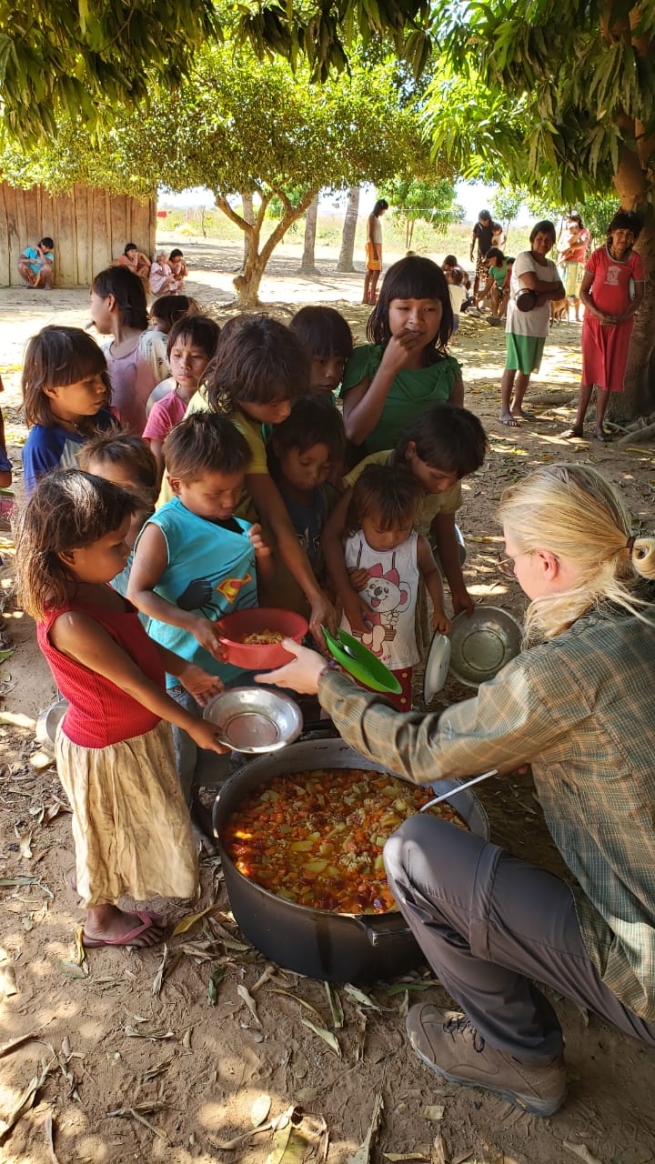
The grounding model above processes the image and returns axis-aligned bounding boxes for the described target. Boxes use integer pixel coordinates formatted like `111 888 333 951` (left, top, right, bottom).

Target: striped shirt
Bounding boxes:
319 602 655 1022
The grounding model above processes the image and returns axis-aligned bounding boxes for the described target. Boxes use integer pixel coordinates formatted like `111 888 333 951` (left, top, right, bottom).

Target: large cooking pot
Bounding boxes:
212 738 489 983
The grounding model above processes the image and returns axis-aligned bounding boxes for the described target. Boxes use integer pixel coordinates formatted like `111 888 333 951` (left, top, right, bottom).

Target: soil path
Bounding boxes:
0 240 653 1164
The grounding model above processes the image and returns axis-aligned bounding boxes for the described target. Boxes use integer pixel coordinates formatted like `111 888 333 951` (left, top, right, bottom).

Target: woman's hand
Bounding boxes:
179 663 224 707
192 617 227 662
308 592 337 646
186 719 230 755
256 639 327 695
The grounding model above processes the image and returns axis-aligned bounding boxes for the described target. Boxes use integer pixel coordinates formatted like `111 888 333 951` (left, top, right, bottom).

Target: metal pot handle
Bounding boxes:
357 912 410 945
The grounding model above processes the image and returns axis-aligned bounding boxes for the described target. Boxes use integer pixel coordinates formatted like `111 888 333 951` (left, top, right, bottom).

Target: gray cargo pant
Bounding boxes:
384 815 655 1062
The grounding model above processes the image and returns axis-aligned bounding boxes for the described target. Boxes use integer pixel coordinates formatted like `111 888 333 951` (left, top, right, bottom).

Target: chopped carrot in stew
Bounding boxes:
222 768 468 914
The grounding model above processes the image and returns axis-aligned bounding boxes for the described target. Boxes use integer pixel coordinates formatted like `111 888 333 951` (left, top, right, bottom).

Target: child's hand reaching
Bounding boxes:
248 523 272 560
179 663 224 707
343 587 373 635
432 608 451 635
187 719 230 755
347 566 370 593
191 617 227 661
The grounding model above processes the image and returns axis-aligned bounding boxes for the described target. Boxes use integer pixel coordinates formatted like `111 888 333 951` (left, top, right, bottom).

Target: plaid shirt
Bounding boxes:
320 605 655 1022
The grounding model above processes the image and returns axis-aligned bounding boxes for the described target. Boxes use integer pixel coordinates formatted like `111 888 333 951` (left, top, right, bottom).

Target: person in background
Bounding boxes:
168 250 188 289
18 237 55 290
500 221 564 426
446 267 467 340
0 375 12 489
90 266 169 435
149 295 200 337
149 251 183 297
258 462 655 1120
559 213 591 323
17 470 225 948
341 256 463 458
115 243 151 284
470 210 501 300
563 211 644 443
479 247 509 315
289 306 353 398
21 326 116 493
338 464 450 710
363 199 389 306
143 314 220 475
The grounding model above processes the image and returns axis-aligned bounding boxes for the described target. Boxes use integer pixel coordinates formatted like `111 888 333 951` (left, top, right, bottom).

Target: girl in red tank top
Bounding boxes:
16 470 227 950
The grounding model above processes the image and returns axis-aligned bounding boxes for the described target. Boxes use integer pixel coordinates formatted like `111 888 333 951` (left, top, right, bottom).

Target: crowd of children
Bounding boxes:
11 214 644 950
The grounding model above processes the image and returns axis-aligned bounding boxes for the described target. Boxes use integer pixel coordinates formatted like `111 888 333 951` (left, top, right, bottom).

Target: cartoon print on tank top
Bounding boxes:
349 549 413 657
176 570 253 617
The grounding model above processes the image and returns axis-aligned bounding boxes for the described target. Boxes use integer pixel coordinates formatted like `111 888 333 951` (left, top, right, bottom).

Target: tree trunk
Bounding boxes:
299 195 320 275
215 188 318 307
336 186 360 272
242 193 255 269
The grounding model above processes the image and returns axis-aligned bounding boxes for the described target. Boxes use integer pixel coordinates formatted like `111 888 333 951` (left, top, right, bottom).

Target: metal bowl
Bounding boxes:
449 605 522 687
203 687 302 753
35 698 68 753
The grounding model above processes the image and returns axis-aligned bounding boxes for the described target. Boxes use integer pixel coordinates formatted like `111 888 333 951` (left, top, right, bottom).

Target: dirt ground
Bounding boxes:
0 239 654 1164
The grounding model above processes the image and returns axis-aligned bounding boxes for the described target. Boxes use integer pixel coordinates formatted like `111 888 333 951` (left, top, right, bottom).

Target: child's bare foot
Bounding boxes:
499 412 519 427
511 407 533 420
562 426 584 439
82 905 166 948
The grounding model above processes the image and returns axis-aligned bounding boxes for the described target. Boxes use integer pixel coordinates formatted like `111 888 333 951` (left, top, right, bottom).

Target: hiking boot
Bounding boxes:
406 1004 567 1117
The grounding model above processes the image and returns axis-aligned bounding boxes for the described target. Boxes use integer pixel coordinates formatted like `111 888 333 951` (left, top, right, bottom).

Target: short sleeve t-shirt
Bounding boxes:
506 251 560 339
585 246 645 316
344 450 462 538
22 410 116 494
142 389 187 443
472 222 495 256
448 285 467 314
340 345 462 456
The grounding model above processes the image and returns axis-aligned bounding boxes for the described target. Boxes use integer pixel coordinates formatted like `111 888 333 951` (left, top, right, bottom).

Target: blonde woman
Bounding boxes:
259 463 655 1118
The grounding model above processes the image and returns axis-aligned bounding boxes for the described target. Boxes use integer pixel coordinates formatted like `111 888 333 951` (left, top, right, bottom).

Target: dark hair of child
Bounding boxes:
346 463 423 538
267 395 346 479
92 266 149 330
367 256 453 356
289 306 353 360
16 469 135 621
395 403 487 479
40 237 54 250
22 325 111 428
163 412 252 483
124 242 138 254
166 314 220 360
77 432 159 507
486 247 504 265
529 220 557 244
606 210 642 242
150 295 199 330
451 267 464 286
442 254 459 268
204 315 309 414
169 249 184 261
372 199 389 216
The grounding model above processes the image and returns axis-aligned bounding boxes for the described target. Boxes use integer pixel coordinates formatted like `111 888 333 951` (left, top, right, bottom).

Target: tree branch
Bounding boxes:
259 188 317 267
214 194 254 237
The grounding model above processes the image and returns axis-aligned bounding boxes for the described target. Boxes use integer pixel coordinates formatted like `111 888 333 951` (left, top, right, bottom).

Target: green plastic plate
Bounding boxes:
322 627 402 695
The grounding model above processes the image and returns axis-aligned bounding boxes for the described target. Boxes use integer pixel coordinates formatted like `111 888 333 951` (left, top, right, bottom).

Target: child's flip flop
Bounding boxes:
82 910 166 949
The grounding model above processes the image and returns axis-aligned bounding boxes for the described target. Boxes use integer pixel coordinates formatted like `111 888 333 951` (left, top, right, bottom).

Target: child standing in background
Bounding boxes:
21 326 116 494
262 396 346 614
91 266 169 435
289 306 353 398
78 432 159 603
17 470 225 948
341 256 464 458
446 268 467 339
143 315 220 475
338 464 449 710
129 414 274 805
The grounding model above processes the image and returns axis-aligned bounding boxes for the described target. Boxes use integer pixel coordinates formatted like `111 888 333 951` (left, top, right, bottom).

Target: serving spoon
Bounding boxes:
420 768 498 812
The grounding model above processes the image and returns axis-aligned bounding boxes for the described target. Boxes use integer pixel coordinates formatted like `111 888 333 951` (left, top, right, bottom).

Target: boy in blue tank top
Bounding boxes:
129 414 274 816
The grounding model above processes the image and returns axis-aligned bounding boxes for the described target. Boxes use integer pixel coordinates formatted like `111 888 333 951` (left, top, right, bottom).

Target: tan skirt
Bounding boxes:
55 720 198 908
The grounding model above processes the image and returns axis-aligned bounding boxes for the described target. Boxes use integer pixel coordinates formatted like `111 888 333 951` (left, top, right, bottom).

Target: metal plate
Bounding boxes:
449 605 522 687
423 631 451 703
203 687 302 753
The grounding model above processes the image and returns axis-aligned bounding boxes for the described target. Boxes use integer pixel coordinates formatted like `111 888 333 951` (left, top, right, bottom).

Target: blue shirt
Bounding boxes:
140 496 258 687
22 410 116 494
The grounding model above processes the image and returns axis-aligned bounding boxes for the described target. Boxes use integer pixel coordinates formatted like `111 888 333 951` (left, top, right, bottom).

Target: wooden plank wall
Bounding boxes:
0 184 156 287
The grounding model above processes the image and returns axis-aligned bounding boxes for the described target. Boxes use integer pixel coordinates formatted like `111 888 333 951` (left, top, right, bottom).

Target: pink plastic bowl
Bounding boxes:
217 607 309 669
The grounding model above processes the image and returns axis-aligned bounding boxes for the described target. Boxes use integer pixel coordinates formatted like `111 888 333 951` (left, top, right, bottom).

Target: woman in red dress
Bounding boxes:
564 211 645 442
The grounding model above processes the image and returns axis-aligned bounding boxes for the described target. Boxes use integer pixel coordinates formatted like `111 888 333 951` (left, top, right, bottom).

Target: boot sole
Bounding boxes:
410 1038 566 1118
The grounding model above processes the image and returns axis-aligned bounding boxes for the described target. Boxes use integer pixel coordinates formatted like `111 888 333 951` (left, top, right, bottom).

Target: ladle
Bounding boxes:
420 768 498 812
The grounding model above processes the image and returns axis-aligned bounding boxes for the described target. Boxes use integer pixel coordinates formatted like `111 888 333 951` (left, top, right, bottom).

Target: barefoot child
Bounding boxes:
143 314 220 475
21 326 116 494
338 464 449 710
16 470 226 948
129 414 275 805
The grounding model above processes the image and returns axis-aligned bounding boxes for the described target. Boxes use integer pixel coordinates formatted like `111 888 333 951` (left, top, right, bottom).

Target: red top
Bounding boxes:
585 245 645 316
37 594 165 748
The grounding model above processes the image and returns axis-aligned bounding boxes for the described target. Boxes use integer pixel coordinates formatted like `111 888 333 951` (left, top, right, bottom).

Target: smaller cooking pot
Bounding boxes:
213 738 489 983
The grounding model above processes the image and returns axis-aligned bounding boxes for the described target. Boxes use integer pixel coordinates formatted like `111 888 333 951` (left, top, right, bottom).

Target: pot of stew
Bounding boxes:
212 738 489 983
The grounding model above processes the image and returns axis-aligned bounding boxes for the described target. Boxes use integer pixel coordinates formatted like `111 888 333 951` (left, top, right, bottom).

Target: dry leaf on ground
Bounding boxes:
346 1092 384 1164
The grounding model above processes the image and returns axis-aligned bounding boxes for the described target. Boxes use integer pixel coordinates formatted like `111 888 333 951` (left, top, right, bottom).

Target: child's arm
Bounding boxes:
321 488 374 633
153 643 223 705
246 472 335 641
416 535 450 634
146 438 165 481
450 376 465 407
342 335 423 447
248 522 275 586
127 523 226 661
431 511 474 617
50 612 227 753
